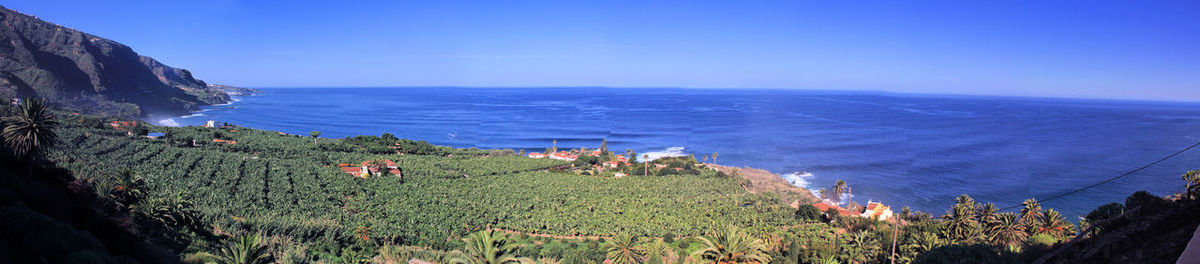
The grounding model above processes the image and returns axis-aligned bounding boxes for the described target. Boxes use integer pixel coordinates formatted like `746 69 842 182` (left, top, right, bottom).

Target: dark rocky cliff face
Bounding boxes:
0 6 228 117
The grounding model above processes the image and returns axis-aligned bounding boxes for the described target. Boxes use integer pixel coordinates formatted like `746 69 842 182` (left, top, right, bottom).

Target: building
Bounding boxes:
614 172 626 178
548 152 578 161
528 152 546 159
348 160 402 178
602 161 621 168
202 120 217 128
811 201 855 217
860 201 894 221
212 139 237 145
109 120 138 130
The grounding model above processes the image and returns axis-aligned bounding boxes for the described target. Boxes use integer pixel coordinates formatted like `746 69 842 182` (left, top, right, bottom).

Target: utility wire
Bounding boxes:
998 140 1200 211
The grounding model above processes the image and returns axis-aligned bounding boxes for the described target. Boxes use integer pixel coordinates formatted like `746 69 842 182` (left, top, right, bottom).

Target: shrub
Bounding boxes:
795 204 823 222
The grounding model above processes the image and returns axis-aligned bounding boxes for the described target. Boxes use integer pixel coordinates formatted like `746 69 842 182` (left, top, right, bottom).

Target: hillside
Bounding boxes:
0 6 230 117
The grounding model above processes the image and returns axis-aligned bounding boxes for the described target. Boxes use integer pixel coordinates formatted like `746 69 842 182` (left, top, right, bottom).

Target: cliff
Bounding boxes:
0 6 229 117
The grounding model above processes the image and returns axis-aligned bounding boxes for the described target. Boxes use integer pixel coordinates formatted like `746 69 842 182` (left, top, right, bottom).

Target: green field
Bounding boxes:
49 117 796 250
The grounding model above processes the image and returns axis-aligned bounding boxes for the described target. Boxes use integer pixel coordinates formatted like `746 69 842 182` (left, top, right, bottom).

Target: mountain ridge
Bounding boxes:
0 5 233 117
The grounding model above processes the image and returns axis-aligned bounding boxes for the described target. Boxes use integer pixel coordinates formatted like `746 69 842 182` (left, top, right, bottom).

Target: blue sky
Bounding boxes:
5 1 1199 100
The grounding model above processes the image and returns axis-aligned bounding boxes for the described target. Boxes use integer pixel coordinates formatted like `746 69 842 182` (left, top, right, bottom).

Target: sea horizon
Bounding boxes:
223 86 1200 104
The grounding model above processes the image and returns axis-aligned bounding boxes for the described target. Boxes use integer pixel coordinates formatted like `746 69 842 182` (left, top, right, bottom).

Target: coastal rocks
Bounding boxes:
706 164 819 207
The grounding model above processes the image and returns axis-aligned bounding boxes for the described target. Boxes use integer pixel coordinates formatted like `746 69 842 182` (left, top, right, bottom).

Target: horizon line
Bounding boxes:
233 86 1200 104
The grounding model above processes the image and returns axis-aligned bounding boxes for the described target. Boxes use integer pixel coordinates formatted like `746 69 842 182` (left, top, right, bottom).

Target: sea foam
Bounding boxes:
642 146 687 161
156 118 180 127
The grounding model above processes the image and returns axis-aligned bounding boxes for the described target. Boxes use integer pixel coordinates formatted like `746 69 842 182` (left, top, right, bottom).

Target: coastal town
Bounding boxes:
524 140 898 222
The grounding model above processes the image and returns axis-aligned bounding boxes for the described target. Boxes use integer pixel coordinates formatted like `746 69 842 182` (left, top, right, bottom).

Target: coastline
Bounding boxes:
704 164 820 208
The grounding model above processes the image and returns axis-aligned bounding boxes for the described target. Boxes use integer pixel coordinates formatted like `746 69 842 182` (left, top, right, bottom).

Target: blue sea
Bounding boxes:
158 87 1200 218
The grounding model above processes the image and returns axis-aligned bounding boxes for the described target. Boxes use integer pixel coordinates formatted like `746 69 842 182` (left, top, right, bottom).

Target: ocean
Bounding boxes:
158 87 1200 218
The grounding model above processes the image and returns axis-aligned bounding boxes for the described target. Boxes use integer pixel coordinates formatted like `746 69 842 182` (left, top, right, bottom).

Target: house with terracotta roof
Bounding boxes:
811 201 855 217
528 152 547 159
110 120 138 130
860 201 894 221
212 139 237 145
341 159 402 178
549 152 578 161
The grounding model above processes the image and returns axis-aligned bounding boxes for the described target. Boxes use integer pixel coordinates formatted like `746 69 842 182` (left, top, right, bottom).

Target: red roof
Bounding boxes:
811 202 854 216
361 159 397 167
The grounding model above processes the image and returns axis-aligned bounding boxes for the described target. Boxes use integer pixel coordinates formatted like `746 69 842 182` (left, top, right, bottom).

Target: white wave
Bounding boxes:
181 113 206 118
155 118 180 127
642 146 687 161
782 171 814 188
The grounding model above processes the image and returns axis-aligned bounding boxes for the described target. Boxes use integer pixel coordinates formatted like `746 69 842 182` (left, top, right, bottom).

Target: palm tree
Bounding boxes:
642 239 677 264
842 231 880 264
185 233 274 264
942 201 980 242
2 97 58 179
1036 209 1073 237
910 231 943 254
832 180 848 204
600 139 609 156
142 192 200 231
987 212 1027 251
1019 198 1043 227
110 169 146 209
1183 170 1200 199
644 154 650 176
691 226 771 264
309 131 321 144
712 152 719 165
605 233 643 264
977 203 999 226
450 230 530 264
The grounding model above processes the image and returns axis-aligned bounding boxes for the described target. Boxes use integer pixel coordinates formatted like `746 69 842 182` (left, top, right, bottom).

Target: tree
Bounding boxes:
1183 170 1200 199
1035 209 1073 238
109 169 146 209
2 97 58 179
642 239 677 264
977 203 999 226
1018 199 1043 228
451 230 529 264
309 131 321 144
943 195 981 242
599 139 609 156
832 180 848 204
691 226 771 263
368 159 391 177
605 234 643 264
550 140 558 154
141 192 202 234
644 154 650 176
712 152 719 165
987 212 1027 252
795 204 824 223
185 233 274 264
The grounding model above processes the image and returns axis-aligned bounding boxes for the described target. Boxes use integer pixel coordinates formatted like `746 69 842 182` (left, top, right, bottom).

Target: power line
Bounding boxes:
998 140 1200 211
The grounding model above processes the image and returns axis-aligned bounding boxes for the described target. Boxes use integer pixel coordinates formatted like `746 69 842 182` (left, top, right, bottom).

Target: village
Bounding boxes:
524 140 898 222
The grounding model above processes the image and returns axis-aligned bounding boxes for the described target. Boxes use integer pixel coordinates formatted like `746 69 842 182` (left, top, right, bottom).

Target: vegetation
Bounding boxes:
0 105 1196 264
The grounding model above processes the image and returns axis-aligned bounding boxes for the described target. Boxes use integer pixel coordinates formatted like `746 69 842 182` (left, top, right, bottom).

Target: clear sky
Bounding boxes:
4 1 1199 100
